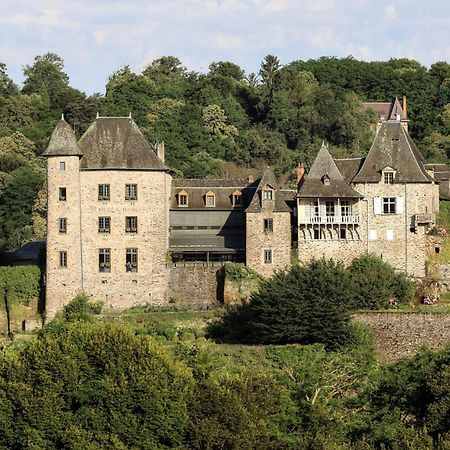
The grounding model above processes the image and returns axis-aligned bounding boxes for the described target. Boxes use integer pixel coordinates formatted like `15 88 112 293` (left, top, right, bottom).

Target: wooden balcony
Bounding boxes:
298 215 360 225
413 214 434 225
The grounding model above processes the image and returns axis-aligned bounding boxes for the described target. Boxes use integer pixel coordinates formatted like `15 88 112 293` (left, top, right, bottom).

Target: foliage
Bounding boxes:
348 254 415 309
62 293 103 323
0 322 194 449
210 259 353 348
0 265 41 308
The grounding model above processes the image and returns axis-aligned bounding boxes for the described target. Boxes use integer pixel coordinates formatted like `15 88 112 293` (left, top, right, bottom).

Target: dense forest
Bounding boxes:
1 53 450 251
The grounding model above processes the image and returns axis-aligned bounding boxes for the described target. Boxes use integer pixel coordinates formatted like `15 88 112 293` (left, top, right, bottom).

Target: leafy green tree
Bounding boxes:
202 104 238 140
208 61 244 81
210 259 353 347
259 54 281 113
0 63 18 97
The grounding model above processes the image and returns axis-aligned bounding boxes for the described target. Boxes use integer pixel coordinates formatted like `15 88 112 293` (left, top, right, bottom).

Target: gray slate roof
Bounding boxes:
425 163 450 200
78 117 168 170
353 121 433 183
297 144 363 198
362 98 407 122
334 158 365 184
43 118 83 156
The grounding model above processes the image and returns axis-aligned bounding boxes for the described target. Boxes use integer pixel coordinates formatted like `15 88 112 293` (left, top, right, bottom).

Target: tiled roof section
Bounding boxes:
425 163 450 200
353 122 434 183
245 167 286 212
334 158 365 183
297 144 363 198
362 98 407 122
171 179 258 210
276 189 296 212
79 117 168 170
43 118 83 156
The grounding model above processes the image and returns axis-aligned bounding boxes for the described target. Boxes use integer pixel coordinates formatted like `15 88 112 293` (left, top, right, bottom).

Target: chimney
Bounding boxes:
157 141 165 162
402 95 407 116
297 162 305 185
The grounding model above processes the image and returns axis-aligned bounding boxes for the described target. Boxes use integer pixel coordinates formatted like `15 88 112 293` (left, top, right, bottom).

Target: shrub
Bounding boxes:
63 293 103 323
209 259 353 348
348 254 414 309
0 265 40 308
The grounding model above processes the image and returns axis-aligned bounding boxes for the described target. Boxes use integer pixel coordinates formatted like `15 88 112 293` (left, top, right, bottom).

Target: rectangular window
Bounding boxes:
98 184 110 201
264 218 273 232
384 172 394 184
125 216 138 233
205 194 215 207
382 197 396 214
386 229 394 241
59 161 66 170
264 249 272 264
178 194 188 207
59 187 67 201
340 201 350 216
263 189 273 200
126 248 138 272
59 251 67 268
99 248 111 272
59 218 67 233
233 194 242 207
325 201 335 216
125 184 137 200
98 216 111 233
311 201 319 217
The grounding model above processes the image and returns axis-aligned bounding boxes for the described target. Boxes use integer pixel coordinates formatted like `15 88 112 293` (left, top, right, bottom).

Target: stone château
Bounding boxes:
43 99 446 316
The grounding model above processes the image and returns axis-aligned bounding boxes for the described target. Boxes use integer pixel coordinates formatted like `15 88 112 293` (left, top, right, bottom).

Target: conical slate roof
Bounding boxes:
78 117 168 170
353 121 433 183
297 144 362 198
43 117 83 157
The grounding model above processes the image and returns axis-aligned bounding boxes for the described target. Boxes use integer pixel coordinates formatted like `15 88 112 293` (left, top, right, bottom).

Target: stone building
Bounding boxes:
297 111 440 276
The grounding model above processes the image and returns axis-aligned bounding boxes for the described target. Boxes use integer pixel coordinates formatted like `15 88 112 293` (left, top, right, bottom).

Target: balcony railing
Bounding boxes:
413 214 434 224
298 215 360 224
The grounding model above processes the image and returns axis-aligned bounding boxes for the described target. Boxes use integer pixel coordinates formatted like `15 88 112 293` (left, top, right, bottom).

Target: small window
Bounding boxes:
98 216 111 233
125 184 137 200
205 191 215 207
384 172 394 184
125 216 138 233
178 190 189 207
59 187 67 201
264 218 273 232
264 249 272 264
59 218 67 233
59 161 66 170
59 251 67 268
126 248 138 272
341 201 350 216
435 247 441 254
340 228 346 239
312 201 320 217
232 191 242 207
98 184 110 201
263 189 273 200
382 197 396 214
99 248 111 272
325 201 335 216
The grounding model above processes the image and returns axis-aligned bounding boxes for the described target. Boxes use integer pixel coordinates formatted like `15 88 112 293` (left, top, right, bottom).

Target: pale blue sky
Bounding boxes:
1 0 449 94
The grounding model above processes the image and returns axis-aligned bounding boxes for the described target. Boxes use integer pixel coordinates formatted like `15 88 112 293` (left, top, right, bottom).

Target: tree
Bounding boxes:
209 259 353 347
208 61 245 81
259 54 281 113
0 63 18 97
202 104 238 140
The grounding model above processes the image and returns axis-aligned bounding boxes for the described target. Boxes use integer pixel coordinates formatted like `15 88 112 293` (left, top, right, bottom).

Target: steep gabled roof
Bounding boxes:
334 157 365 184
353 121 433 183
78 117 168 170
362 98 407 122
43 117 83 157
246 167 290 212
387 97 407 121
297 144 362 198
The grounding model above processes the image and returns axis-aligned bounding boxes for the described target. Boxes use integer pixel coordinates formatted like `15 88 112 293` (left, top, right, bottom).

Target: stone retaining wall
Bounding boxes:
354 312 450 363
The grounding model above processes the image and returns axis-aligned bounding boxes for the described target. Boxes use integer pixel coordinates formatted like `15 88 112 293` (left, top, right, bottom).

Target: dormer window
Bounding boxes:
262 188 273 201
178 190 188 207
232 190 242 207
322 174 330 186
382 168 395 184
205 190 216 207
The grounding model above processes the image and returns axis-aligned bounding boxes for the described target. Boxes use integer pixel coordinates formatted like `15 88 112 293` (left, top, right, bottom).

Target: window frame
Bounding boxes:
232 191 242 207
325 200 335 217
125 216 138 233
382 197 396 214
125 184 137 201
205 193 216 207
99 248 111 273
262 189 273 201
264 249 273 264
59 251 67 268
263 218 273 233
340 200 350 216
59 187 67 201
59 161 66 170
98 184 110 201
126 248 138 272
98 216 111 233
178 191 189 207
383 171 395 185
59 218 67 233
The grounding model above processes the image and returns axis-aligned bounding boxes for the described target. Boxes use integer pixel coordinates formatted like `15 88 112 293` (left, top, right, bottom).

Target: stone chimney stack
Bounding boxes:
402 95 407 116
157 141 165 163
297 162 305 185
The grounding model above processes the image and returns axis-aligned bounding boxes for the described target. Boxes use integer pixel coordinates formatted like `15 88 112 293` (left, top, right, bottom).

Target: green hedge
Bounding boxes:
0 265 40 309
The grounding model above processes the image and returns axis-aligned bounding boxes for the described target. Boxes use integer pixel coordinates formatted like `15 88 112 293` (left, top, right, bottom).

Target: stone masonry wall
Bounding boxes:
354 312 450 363
246 211 291 277
167 264 222 308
